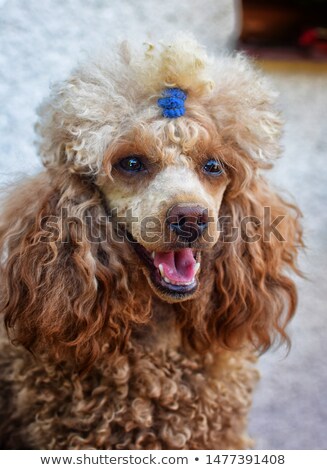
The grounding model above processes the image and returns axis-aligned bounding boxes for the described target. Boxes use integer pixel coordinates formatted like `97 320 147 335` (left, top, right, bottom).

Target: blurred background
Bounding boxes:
0 0 326 449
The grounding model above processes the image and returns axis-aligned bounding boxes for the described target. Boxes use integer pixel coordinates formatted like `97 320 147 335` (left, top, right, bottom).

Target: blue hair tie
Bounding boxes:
157 88 187 118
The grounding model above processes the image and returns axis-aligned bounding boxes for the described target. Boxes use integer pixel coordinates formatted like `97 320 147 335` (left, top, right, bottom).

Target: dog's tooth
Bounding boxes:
159 264 164 277
151 251 155 259
160 274 196 287
194 262 200 275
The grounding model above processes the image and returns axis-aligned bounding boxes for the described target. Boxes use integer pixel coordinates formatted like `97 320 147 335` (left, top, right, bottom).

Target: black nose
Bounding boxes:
166 204 209 242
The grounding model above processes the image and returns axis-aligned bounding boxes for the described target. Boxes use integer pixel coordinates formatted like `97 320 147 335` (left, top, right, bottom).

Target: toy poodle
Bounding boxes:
0 35 302 449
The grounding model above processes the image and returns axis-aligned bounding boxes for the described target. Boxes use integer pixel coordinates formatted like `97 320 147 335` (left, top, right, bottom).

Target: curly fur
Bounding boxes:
0 34 303 449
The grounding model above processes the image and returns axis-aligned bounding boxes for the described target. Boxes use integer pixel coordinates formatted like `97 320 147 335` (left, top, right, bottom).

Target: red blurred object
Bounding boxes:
298 29 318 47
237 0 327 61
298 28 327 54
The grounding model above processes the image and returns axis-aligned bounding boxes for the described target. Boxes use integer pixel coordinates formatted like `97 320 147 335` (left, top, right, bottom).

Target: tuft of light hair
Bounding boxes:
132 33 215 97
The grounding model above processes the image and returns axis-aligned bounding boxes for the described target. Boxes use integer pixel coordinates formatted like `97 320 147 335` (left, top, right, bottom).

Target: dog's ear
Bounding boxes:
205 58 304 352
0 171 150 371
206 176 303 352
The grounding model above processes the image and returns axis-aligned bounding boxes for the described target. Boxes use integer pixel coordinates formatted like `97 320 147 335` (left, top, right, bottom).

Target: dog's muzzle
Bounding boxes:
166 204 208 243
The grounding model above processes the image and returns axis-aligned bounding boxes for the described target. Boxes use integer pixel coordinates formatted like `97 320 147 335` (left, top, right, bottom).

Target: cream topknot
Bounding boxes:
35 34 281 175
132 33 215 97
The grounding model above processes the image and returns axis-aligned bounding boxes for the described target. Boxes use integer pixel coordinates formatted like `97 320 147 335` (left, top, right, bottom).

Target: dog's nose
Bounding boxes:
167 204 209 242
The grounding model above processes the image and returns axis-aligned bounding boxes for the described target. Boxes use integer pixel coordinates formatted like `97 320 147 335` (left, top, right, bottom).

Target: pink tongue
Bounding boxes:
154 248 196 283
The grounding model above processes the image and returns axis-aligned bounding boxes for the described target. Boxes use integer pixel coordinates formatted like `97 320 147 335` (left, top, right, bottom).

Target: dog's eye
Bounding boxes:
203 159 223 175
119 156 145 173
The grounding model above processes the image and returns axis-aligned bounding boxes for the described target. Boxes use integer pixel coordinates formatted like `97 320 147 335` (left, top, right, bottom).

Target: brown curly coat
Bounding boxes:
0 35 302 449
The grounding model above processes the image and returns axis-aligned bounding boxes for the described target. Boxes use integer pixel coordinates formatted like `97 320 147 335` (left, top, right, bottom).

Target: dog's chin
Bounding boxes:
126 232 201 303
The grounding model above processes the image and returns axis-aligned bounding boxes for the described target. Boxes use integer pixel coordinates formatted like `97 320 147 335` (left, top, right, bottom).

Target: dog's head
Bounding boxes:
37 35 287 303
98 117 229 302
1 35 303 369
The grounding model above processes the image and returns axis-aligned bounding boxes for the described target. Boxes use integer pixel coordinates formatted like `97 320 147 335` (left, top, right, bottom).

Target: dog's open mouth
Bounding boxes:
129 235 201 297
153 250 200 286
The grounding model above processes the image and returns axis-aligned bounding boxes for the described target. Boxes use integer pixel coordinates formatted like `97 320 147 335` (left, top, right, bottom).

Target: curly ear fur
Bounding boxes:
212 177 302 351
0 171 152 372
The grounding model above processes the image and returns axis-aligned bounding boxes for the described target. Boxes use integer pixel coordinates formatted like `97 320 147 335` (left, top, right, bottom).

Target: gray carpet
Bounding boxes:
1 0 326 449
